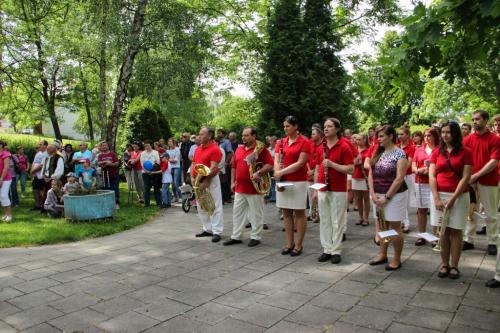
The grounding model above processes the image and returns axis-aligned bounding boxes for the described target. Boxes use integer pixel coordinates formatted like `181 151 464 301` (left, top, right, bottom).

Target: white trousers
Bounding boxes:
319 191 347 255
231 193 265 240
1 179 12 206
402 175 415 226
197 175 224 235
465 184 498 245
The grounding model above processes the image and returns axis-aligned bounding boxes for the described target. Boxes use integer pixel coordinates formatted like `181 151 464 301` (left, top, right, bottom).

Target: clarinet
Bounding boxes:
276 137 286 192
323 140 329 188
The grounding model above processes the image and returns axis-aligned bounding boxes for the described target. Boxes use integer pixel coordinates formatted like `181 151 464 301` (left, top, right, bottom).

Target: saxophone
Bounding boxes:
193 164 215 215
248 140 272 195
276 138 286 192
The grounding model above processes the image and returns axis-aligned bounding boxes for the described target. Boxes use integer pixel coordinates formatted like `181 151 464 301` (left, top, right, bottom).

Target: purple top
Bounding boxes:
373 148 407 194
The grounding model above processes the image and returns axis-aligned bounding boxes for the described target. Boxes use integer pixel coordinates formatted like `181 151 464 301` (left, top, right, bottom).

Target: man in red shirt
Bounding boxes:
191 127 224 242
461 123 471 139
97 141 120 209
224 128 274 247
463 110 500 256
313 118 354 264
398 126 415 233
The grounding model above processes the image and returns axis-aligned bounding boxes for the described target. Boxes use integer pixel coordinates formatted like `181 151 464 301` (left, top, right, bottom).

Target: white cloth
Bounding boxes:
231 193 264 240
430 192 469 230
276 181 308 210
33 151 48 179
188 144 198 160
465 184 499 245
41 154 65 180
197 174 224 235
0 179 12 206
318 191 347 255
375 191 408 222
162 163 172 184
495 248 500 282
166 148 181 168
402 174 416 226
140 150 160 172
415 183 431 209
351 179 367 191
218 147 226 175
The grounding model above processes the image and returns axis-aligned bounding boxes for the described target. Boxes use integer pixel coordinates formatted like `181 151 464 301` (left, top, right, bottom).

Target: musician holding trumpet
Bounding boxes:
313 118 354 264
191 127 224 243
368 125 408 271
224 127 274 247
429 121 472 280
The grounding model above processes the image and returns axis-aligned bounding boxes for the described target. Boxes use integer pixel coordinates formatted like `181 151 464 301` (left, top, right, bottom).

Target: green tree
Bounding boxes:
211 96 261 136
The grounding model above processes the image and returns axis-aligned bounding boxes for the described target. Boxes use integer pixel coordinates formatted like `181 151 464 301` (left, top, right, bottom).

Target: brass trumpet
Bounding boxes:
376 203 390 244
248 140 272 195
193 164 215 215
435 204 450 252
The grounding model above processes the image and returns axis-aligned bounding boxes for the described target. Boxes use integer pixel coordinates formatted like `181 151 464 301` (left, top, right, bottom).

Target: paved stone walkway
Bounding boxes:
0 203 499 333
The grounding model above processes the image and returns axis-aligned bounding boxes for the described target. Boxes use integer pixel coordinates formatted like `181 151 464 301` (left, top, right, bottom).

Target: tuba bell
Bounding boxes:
193 164 216 215
248 141 272 195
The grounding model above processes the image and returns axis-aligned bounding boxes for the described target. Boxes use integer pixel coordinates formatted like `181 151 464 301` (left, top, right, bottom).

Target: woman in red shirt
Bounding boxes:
274 116 312 256
352 133 371 226
429 121 472 280
129 142 145 203
412 128 439 247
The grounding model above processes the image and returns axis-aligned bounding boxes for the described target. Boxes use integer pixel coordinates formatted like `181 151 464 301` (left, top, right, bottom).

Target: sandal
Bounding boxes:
290 247 303 257
449 267 460 280
369 257 388 266
281 244 295 255
437 265 450 278
361 220 370 227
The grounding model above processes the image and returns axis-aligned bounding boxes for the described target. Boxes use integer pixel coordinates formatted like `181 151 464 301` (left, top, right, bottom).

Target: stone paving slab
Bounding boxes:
0 204 499 332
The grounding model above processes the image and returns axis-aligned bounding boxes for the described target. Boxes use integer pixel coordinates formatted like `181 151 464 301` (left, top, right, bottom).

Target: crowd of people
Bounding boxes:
0 109 498 289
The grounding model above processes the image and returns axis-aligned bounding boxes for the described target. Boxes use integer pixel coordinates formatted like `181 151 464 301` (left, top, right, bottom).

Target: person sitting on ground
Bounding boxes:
77 159 96 190
44 179 64 218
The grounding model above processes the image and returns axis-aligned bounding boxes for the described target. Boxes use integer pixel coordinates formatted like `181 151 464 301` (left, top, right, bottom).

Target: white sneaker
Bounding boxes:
115 204 120 210
4 215 12 222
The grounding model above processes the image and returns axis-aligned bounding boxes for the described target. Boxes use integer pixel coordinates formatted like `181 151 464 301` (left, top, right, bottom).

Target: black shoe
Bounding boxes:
369 258 388 266
331 254 342 264
476 226 487 235
485 278 500 288
385 263 402 271
318 253 332 262
212 234 221 243
281 244 295 255
290 247 303 257
263 224 269 230
415 238 426 246
223 238 242 246
342 234 346 242
462 241 475 251
195 231 213 237
437 266 450 278
487 244 497 256
248 239 261 247
307 216 312 221
245 222 251 228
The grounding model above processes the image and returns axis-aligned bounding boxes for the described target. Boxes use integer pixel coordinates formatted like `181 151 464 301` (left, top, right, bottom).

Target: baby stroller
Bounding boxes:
180 184 197 213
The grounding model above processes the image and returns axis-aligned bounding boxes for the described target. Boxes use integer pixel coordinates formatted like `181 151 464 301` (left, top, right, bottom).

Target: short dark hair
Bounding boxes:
144 140 153 146
40 140 48 146
243 127 257 136
284 115 299 126
473 109 489 121
217 128 226 135
461 123 472 131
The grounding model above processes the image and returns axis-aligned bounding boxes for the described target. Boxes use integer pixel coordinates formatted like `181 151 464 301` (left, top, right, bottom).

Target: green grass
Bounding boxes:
0 184 160 248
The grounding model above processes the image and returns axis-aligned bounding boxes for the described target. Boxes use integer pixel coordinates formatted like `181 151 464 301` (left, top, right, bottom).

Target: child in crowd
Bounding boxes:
44 179 64 218
161 153 172 208
77 159 96 190
63 173 81 195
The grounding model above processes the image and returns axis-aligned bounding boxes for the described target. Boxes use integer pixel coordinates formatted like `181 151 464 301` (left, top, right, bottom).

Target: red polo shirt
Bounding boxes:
413 145 437 184
399 142 415 175
352 148 370 180
232 144 274 194
315 139 354 192
430 147 473 193
276 135 312 182
463 130 500 186
191 142 222 177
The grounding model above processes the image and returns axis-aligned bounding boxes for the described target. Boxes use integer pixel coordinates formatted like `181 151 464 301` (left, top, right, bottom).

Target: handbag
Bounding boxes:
443 151 475 203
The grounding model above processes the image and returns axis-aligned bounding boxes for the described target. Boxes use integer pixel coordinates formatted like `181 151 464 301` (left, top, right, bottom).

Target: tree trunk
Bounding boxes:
106 0 148 151
99 40 107 141
79 63 94 141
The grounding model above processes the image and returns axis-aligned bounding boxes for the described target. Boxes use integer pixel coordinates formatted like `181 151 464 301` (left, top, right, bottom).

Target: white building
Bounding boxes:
41 107 88 140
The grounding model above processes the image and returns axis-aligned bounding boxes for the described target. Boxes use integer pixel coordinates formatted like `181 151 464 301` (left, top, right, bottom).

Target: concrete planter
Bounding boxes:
64 190 115 221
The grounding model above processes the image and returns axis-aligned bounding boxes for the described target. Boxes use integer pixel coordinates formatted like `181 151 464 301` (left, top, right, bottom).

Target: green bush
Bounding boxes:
0 133 85 160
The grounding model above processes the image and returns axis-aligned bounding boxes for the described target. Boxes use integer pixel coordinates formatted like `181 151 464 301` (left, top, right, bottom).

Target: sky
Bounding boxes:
230 0 419 98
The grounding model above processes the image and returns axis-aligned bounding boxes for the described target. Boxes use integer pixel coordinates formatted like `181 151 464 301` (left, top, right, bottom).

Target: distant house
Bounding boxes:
41 107 88 140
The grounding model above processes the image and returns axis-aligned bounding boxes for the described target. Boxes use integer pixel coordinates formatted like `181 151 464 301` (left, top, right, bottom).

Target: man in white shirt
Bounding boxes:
30 140 48 210
40 144 65 210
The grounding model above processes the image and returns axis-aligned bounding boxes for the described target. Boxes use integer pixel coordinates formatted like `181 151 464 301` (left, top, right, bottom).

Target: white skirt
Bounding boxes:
430 192 469 230
375 191 408 222
405 174 416 208
352 178 368 191
415 183 431 209
276 181 308 210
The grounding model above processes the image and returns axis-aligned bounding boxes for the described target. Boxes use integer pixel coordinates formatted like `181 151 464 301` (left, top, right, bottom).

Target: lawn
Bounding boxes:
0 184 160 248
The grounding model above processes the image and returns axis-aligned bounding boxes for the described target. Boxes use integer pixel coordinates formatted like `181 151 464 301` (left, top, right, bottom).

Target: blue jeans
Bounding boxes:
10 176 19 206
19 171 27 193
162 183 171 206
103 175 120 204
171 168 181 199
